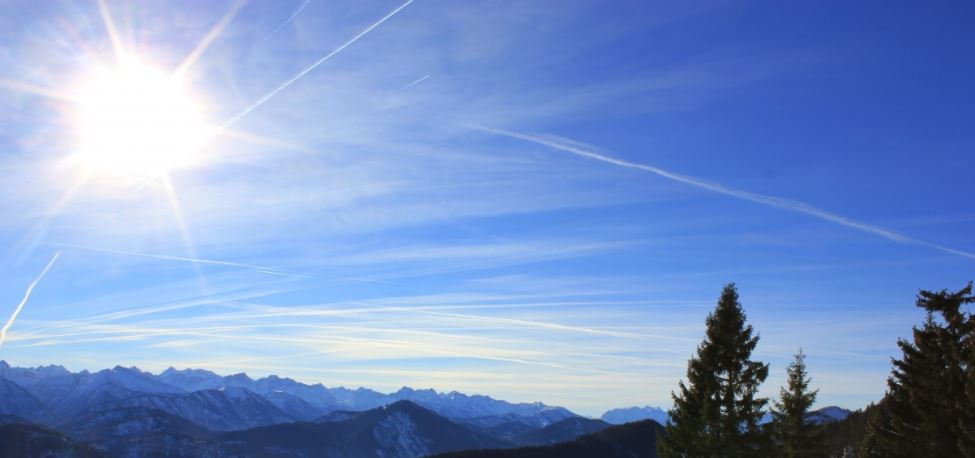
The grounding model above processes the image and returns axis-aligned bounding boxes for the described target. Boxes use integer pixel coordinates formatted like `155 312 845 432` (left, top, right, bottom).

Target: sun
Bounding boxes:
71 60 210 177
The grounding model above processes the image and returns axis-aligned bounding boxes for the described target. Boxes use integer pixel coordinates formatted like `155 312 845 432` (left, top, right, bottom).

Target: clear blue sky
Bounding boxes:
0 0 972 416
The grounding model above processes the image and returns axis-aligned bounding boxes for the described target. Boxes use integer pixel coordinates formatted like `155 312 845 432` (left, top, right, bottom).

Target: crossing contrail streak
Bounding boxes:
172 0 247 79
0 251 61 346
46 242 310 278
402 74 430 89
221 0 416 129
478 126 975 261
247 0 313 53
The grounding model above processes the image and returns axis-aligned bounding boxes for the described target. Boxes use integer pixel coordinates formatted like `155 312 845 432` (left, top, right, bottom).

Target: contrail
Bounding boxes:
402 73 430 90
46 242 310 278
1 251 61 346
172 0 247 79
478 126 975 261
245 0 313 54
208 0 314 80
221 0 416 129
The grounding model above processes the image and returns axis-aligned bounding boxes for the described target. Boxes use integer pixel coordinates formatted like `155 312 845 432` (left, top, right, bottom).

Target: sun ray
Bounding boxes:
172 0 247 80
161 173 209 296
0 78 80 104
44 170 92 218
55 15 104 65
126 176 158 199
96 0 126 63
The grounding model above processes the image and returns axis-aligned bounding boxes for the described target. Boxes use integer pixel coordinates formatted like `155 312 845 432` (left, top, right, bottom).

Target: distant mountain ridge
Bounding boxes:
598 404 852 428
0 359 593 456
0 400 617 457
601 405 669 425
219 400 510 456
806 405 852 424
0 360 577 430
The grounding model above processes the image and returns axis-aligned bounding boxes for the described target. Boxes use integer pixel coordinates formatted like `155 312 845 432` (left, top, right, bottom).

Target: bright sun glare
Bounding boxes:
73 60 209 177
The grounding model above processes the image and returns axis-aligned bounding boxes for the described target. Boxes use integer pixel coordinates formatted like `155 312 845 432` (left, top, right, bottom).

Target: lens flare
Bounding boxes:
72 60 209 177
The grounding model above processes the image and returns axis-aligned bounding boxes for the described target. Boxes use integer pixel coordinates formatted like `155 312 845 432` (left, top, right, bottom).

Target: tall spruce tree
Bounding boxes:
859 284 975 457
658 283 770 458
772 349 820 457
964 298 975 458
923 284 975 457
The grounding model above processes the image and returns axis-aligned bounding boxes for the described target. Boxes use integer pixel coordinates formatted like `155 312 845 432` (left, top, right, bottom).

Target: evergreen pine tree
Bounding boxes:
658 283 770 458
964 342 975 458
857 315 939 457
930 284 975 457
772 349 820 457
858 284 975 457
857 398 899 458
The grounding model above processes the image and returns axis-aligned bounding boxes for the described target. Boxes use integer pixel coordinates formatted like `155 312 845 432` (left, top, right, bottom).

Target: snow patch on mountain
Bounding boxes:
373 411 431 457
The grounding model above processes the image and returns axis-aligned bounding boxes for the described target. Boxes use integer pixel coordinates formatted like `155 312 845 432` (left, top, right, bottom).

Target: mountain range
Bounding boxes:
0 360 850 457
600 406 669 425
0 361 577 429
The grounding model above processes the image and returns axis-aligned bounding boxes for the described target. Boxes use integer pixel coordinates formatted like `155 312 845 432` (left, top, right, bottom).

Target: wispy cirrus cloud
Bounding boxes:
320 239 630 268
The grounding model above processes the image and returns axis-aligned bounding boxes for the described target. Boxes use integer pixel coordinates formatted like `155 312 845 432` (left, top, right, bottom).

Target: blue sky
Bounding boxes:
0 0 973 416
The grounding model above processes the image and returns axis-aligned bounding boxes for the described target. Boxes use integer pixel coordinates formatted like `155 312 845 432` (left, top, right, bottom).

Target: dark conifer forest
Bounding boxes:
655 283 975 458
